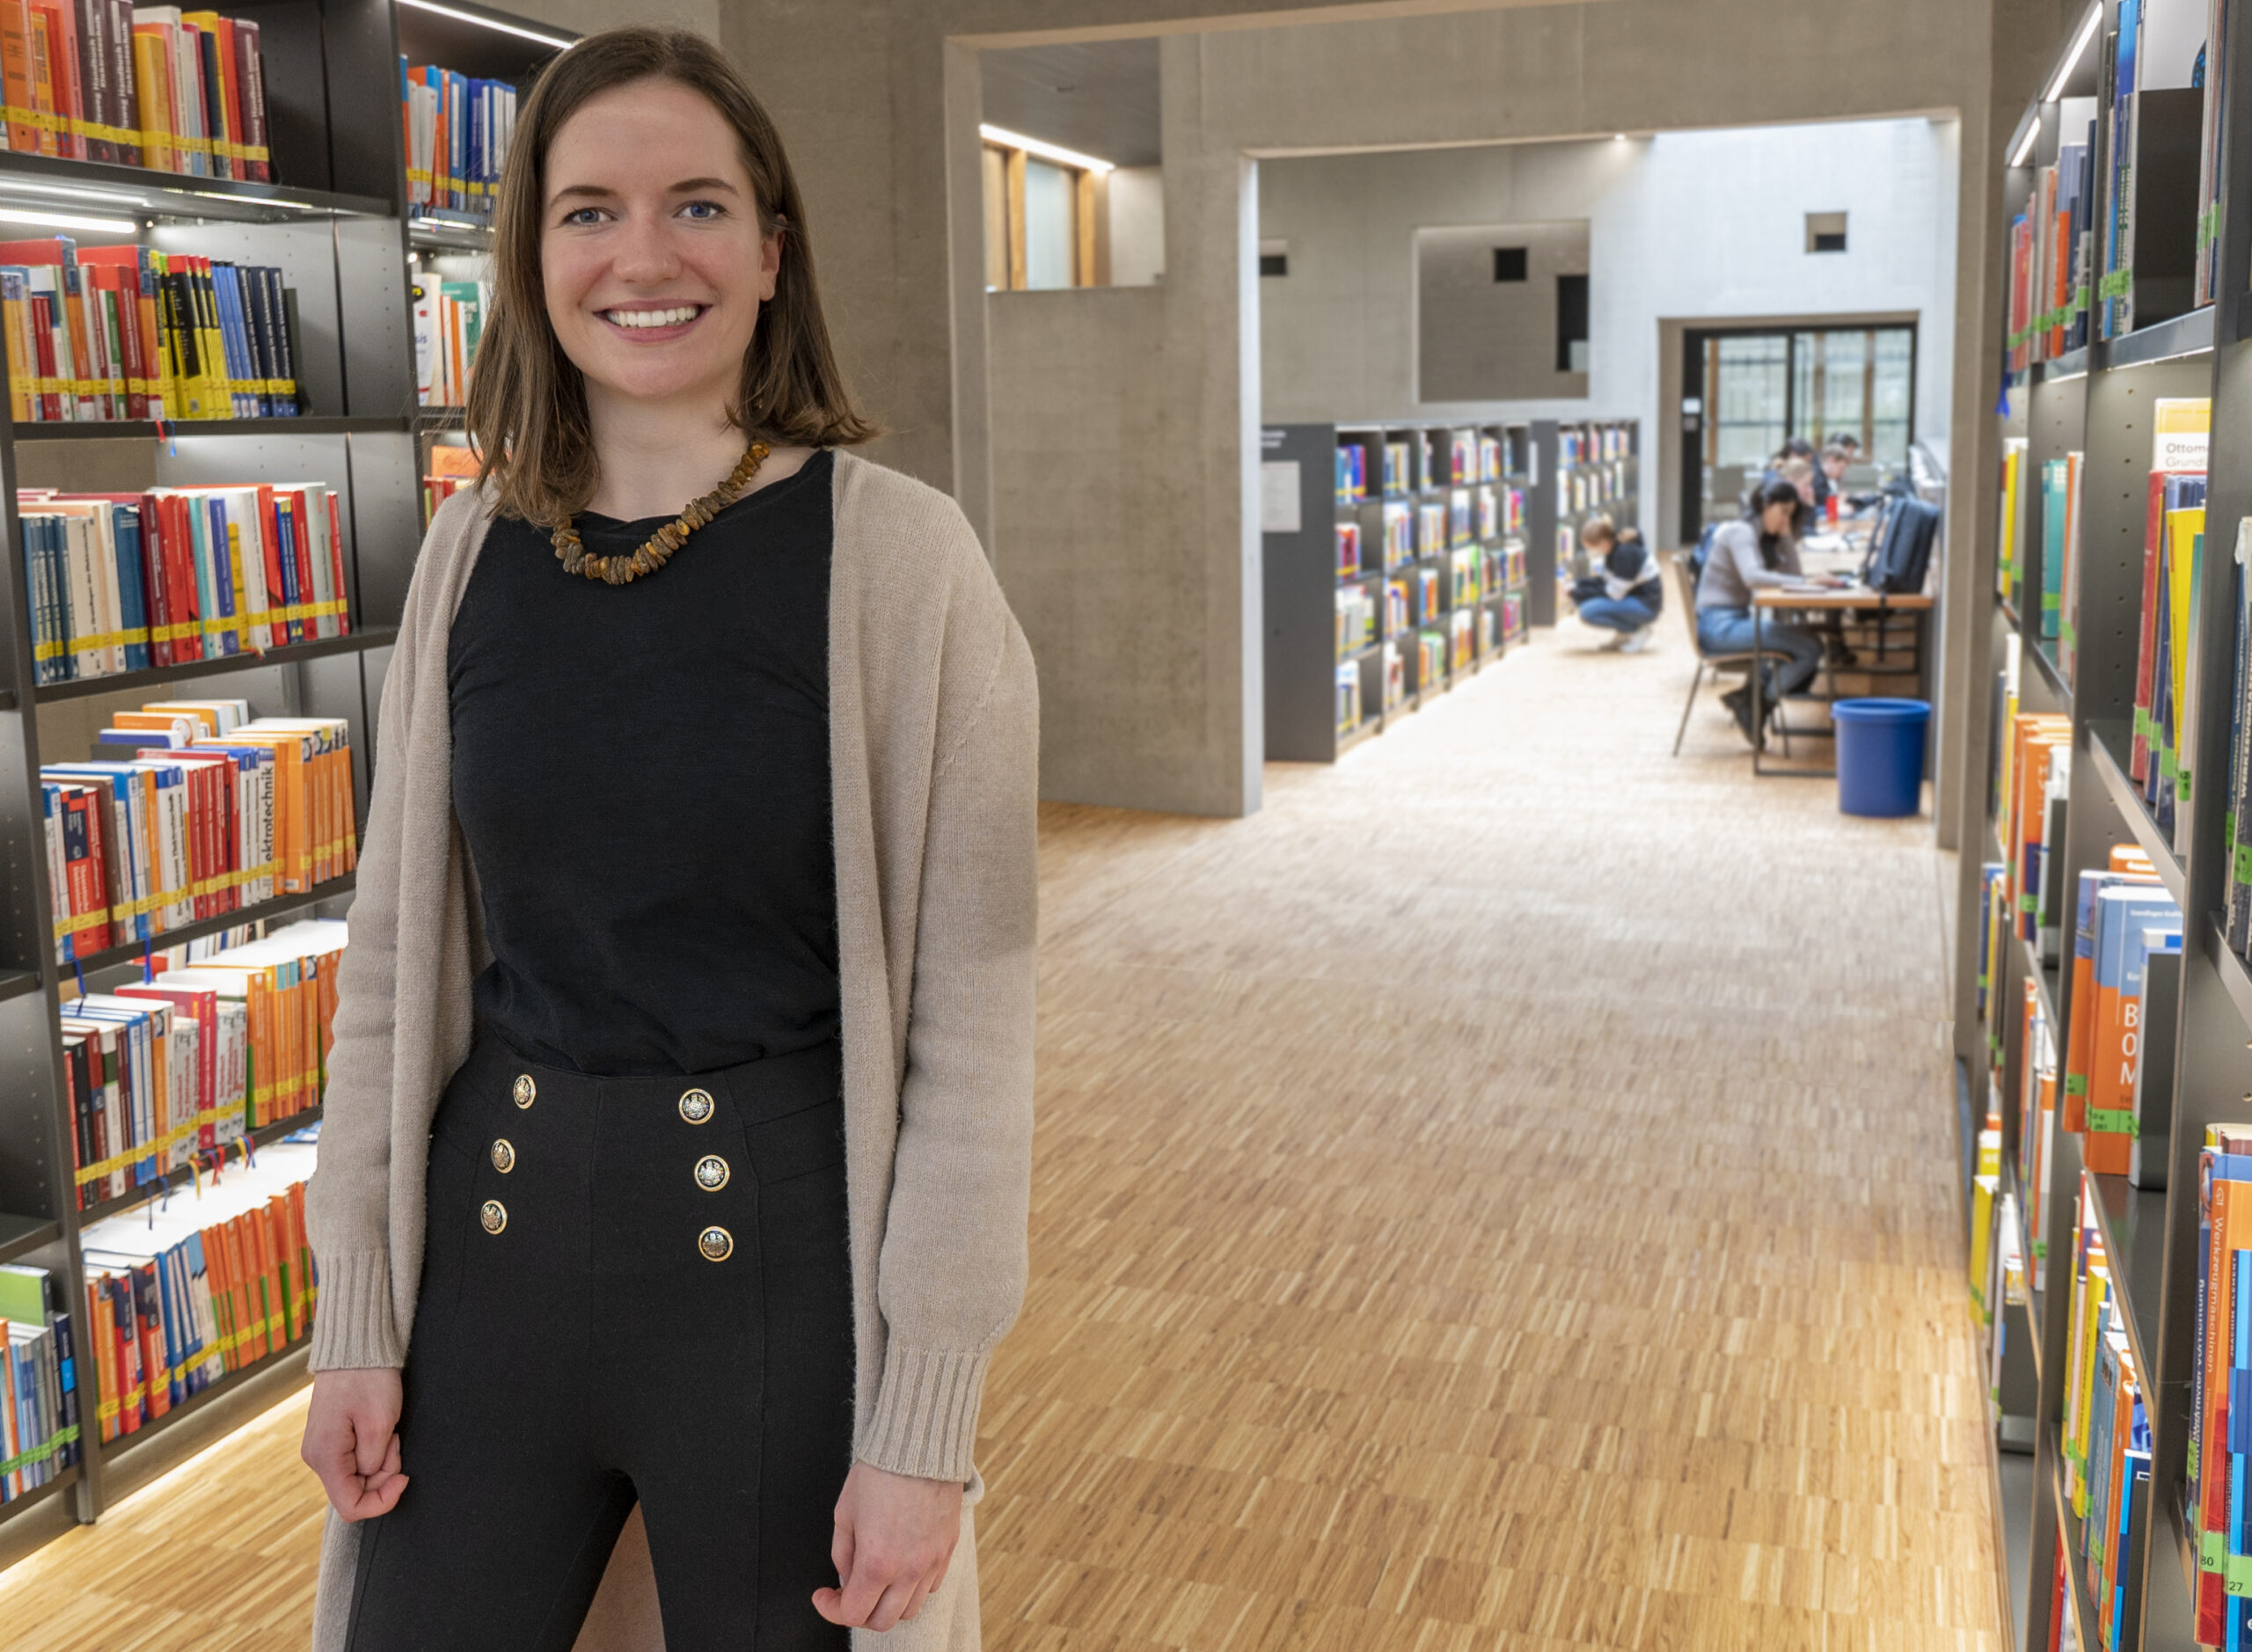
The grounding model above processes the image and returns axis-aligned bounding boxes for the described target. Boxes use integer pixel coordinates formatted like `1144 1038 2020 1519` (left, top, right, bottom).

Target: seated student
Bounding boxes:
1696 477 1839 745
1569 515 1662 653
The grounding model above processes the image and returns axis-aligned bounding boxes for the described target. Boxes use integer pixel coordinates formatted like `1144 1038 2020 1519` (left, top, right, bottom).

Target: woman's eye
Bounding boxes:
561 207 604 227
679 200 724 221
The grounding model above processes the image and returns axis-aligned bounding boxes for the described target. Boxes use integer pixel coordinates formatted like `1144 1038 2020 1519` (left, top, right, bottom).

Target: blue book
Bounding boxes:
111 503 150 671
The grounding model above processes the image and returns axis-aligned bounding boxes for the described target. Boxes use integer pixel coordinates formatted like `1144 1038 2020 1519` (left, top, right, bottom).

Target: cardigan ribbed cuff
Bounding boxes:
858 1341 990 1484
306 1249 406 1371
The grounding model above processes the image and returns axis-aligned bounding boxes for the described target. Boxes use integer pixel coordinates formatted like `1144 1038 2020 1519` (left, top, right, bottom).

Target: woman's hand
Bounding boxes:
301 1368 409 1521
813 1459 963 1631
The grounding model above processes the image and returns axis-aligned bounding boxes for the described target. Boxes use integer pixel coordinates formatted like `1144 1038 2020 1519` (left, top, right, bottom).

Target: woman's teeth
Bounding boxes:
605 306 699 328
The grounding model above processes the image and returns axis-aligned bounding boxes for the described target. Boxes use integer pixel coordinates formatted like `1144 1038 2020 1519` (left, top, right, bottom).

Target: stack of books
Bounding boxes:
2190 1122 2252 1642
413 276 485 407
1415 629 1444 689
2000 436 2027 609
1333 662 1358 735
1415 501 1445 560
41 700 355 964
61 920 342 1211
2194 0 2234 307
0 236 300 422
2127 400 2210 849
0 1262 79 1502
79 1136 318 1444
2060 1173 2149 1650
400 61 517 219
1381 502 1411 571
2042 451 2083 670
1334 442 1366 503
1447 548 1478 610
1446 608 1472 670
1380 441 1409 496
1334 581 1375 660
1998 710 2071 952
1334 521 1360 579
1381 643 1403 711
20 480 347 687
0 5 271 180
2015 976 2056 1290
2060 862 2178 1178
2006 125 2094 372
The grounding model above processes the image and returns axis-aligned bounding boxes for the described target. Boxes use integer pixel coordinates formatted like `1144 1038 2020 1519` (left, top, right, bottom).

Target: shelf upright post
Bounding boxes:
1526 420 1558 627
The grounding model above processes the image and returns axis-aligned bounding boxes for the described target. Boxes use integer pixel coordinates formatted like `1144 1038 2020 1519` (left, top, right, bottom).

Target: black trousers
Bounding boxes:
345 1034 854 1651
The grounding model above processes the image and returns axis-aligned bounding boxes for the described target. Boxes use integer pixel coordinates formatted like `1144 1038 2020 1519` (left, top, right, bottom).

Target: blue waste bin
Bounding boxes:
1832 698 1929 817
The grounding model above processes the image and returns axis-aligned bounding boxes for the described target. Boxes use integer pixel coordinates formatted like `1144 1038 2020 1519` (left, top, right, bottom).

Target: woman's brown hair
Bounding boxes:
465 26 874 524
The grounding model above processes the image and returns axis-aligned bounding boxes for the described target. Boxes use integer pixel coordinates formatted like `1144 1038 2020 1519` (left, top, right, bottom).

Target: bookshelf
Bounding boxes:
1261 419 1534 761
0 0 567 1561
1952 2 2252 1648
1528 417 1639 630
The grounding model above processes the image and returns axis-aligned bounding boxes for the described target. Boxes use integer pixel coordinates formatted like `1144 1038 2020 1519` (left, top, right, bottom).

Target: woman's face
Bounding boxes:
540 77 779 416
1761 498 1797 536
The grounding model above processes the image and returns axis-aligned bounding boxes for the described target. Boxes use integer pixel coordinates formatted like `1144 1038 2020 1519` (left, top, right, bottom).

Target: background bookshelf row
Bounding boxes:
0 0 571 1566
1261 417 1639 762
1954 2 2252 1648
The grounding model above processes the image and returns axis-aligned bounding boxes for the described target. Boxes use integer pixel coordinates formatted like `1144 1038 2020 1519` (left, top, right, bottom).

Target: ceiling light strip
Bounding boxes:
398 0 576 51
978 123 1115 174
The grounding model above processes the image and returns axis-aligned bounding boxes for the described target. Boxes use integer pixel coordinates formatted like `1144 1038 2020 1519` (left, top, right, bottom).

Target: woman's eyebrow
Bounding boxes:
666 177 741 194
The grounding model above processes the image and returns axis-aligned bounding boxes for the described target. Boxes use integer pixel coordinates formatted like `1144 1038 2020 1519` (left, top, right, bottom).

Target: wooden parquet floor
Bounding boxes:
0 625 1995 1650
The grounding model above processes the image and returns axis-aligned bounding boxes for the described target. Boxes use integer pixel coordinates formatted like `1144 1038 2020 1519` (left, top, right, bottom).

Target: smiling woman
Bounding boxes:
296 25 1037 1652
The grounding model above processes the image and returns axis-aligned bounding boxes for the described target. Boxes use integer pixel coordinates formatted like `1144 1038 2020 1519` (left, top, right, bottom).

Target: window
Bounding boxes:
1493 247 1527 282
1555 274 1589 374
982 137 1107 290
1260 239 1289 278
1806 211 1847 253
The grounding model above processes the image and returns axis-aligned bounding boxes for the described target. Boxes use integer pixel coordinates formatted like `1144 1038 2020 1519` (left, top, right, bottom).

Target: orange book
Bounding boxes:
0 0 37 153
129 24 173 172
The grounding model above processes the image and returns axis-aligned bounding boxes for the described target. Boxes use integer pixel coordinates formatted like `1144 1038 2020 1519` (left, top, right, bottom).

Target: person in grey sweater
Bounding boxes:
1696 477 1839 744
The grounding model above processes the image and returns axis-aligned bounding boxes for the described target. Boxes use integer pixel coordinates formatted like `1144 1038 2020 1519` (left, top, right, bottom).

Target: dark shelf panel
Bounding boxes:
2048 1429 2102 1647
2108 305 2215 370
62 874 354 978
0 969 40 1004
2022 633 2073 713
2086 720 2185 905
408 215 494 253
2001 1157 2043 1368
77 1107 323 1228
1335 720 1378 757
0 1463 79 1531
33 629 398 704
2016 931 2060 1034
0 1212 59 1265
2210 917 2252 1039
13 416 406 442
0 688 12 712
2036 345 2092 384
0 151 392 223
1336 641 1380 665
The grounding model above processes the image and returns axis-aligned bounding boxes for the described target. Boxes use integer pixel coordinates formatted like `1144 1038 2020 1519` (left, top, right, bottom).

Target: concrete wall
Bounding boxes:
1109 166 1166 285
1415 219 1590 402
1258 117 1962 545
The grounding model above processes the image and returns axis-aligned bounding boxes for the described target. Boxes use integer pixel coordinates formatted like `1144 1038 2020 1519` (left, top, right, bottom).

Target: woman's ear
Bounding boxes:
761 227 784 303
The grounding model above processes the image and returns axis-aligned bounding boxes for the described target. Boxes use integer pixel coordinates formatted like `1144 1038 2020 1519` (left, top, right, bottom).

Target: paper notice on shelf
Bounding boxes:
2153 398 2211 471
1261 462 1300 533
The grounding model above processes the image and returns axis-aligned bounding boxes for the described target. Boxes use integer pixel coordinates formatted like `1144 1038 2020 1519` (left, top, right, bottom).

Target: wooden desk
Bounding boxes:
1750 587 1936 778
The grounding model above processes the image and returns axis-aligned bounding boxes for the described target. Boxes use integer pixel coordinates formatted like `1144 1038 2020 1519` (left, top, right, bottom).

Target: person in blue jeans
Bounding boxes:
1696 477 1840 745
1570 515 1662 652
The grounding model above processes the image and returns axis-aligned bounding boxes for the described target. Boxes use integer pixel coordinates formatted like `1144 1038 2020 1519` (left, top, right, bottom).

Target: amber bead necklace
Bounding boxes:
551 442 771 585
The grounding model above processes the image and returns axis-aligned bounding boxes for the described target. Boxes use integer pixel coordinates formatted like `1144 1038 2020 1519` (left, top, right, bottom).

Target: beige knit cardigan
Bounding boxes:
303 452 1039 1651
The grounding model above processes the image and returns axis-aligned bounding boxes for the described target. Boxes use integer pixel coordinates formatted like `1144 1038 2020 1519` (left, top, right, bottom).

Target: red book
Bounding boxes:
27 0 83 159
232 17 265 182
58 784 111 955
284 493 317 644
107 1276 142 1432
326 491 348 633
2130 471 2170 784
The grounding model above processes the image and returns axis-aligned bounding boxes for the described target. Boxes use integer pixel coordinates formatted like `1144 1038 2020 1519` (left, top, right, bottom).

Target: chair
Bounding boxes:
1670 552 1788 757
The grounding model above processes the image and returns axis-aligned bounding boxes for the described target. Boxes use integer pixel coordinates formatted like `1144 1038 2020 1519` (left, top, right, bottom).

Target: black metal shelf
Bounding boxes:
2022 633 2073 714
2036 345 2093 384
2001 1158 2043 1369
2086 720 2185 906
2017 931 2061 1034
0 1212 59 1266
0 1463 80 1533
0 969 40 1005
62 874 355 979
408 215 494 253
12 416 406 442
0 150 392 223
2107 306 2216 371
2048 1429 2102 1648
33 629 398 704
2209 917 2252 1038
2082 1171 2166 1400
77 1108 323 1229
1336 641 1380 665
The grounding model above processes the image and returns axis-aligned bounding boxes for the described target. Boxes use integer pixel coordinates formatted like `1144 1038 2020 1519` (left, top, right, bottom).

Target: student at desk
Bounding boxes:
1697 477 1840 745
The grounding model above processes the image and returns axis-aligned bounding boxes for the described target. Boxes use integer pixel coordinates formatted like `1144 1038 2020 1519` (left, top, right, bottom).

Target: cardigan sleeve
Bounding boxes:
857 586 1041 1483
303 488 484 1371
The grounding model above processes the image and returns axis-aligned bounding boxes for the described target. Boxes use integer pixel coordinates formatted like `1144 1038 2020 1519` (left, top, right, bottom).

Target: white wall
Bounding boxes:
1259 115 1962 540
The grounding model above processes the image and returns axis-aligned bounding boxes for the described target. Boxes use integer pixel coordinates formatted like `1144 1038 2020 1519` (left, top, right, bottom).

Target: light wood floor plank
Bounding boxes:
0 628 1996 1649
